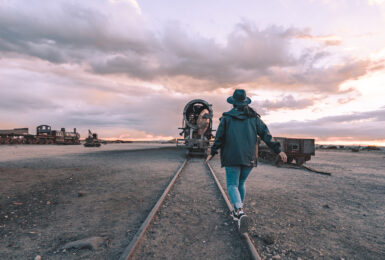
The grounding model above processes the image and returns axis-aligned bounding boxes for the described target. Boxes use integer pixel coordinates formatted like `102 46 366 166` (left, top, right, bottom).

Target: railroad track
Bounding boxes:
119 158 261 260
206 162 261 260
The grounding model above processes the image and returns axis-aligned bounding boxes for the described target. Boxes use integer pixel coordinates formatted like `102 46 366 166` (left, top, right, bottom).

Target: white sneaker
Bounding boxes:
231 210 239 221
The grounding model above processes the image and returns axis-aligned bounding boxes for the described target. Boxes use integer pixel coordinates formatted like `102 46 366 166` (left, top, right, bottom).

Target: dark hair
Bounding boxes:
234 104 259 118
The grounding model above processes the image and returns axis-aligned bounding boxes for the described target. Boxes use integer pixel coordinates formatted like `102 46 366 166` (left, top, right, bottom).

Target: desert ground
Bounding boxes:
211 150 385 259
0 144 384 259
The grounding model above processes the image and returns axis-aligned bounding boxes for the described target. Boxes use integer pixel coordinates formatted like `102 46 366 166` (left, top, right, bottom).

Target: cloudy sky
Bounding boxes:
1 0 384 145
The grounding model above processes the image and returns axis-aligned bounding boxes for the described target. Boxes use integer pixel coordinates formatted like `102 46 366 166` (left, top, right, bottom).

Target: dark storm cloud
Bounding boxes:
0 1 381 93
0 0 152 62
270 107 385 140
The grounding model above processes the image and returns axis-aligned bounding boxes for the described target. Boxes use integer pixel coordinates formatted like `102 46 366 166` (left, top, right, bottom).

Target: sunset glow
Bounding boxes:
0 0 384 146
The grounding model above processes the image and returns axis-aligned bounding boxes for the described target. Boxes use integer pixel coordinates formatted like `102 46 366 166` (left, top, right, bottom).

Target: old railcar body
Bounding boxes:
0 128 33 144
259 137 315 165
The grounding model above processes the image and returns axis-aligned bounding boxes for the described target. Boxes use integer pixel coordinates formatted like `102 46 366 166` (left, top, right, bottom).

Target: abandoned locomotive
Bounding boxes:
177 99 214 156
0 125 80 145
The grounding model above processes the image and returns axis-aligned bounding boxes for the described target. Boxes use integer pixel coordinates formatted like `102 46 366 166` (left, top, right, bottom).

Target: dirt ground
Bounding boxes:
0 145 185 259
0 143 175 163
210 149 385 259
1 145 384 259
132 158 249 259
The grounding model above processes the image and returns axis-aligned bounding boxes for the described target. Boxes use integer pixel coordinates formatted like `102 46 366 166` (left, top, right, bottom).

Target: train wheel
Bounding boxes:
296 157 305 166
275 155 283 167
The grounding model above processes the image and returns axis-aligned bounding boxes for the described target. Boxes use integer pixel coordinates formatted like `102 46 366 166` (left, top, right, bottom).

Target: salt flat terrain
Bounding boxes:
0 146 384 259
0 143 175 162
211 149 385 259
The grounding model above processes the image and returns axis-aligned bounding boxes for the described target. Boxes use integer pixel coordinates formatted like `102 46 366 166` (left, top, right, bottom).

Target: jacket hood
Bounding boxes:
223 108 249 120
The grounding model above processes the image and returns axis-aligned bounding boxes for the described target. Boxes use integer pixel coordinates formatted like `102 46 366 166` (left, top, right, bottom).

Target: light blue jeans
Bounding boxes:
225 166 253 210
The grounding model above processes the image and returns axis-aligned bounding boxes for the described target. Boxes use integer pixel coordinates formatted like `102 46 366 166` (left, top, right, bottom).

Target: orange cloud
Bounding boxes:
297 33 343 46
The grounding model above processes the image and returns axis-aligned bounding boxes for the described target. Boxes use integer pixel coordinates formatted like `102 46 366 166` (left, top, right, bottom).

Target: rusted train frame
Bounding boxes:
259 137 315 166
0 125 80 145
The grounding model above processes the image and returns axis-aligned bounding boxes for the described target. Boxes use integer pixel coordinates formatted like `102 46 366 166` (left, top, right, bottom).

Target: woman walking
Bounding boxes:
206 89 287 233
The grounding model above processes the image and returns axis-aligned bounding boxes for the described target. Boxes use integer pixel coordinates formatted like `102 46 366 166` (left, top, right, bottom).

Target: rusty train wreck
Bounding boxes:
259 137 315 166
177 99 214 156
84 130 102 147
0 125 80 145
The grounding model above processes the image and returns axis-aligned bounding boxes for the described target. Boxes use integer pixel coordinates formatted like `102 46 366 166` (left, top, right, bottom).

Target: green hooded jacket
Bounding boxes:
210 108 281 167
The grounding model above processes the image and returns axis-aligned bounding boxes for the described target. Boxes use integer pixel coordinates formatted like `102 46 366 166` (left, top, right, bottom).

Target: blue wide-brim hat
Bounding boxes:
227 89 251 105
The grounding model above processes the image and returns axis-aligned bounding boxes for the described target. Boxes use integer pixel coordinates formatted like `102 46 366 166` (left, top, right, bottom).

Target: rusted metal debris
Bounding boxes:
84 130 102 147
259 137 315 166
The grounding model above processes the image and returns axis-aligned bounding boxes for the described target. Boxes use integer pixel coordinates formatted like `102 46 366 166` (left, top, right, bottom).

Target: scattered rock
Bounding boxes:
262 234 275 245
272 255 281 259
61 236 107 250
34 255 41 260
77 192 86 197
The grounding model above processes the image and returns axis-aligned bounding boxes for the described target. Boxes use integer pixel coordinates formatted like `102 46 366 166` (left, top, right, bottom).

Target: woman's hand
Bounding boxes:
205 154 213 163
279 152 287 163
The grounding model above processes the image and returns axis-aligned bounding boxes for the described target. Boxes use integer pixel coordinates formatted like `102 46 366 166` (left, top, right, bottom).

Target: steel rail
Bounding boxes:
206 162 261 260
301 164 332 176
280 162 332 176
119 159 188 260
260 159 332 176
